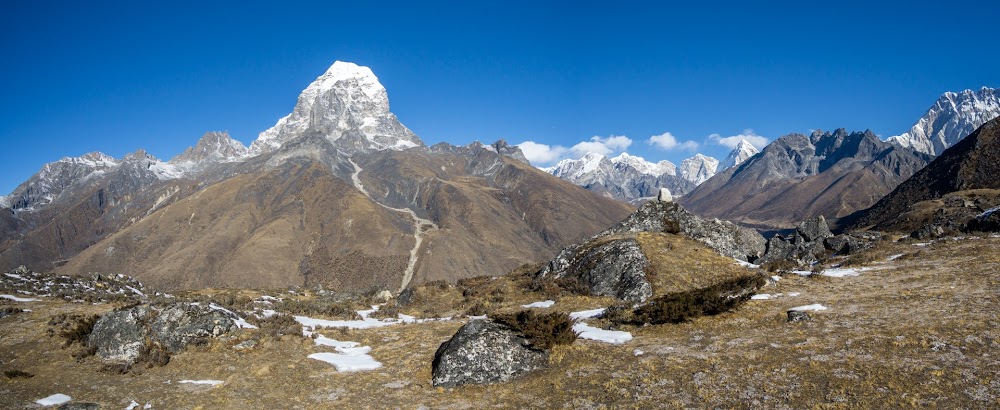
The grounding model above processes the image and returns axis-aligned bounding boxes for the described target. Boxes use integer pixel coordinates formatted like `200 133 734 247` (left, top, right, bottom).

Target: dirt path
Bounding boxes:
348 158 438 293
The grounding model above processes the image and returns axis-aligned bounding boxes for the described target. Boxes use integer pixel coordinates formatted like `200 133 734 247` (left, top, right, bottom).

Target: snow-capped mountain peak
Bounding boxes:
719 139 760 170
248 61 422 156
679 154 719 185
887 86 1000 155
610 152 676 176
170 131 249 171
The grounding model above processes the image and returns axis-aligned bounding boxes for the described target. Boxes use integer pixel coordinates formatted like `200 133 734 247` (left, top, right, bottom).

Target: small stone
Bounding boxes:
787 310 811 322
233 339 258 351
657 188 673 202
374 290 393 303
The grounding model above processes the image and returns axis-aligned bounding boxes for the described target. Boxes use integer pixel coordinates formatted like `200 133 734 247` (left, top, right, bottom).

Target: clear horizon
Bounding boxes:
2 1 999 193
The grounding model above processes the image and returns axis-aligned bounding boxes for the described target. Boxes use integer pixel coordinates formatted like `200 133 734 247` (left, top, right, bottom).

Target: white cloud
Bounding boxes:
516 141 569 165
570 135 632 157
647 132 699 151
709 129 769 150
516 135 633 165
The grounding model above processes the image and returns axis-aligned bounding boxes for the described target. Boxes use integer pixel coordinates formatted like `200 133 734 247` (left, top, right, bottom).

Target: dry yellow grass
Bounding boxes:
2 236 999 408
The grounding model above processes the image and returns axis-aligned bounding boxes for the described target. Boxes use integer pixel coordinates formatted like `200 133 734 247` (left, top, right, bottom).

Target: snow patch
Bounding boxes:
569 308 606 320
789 304 828 312
573 323 632 344
179 379 224 386
521 300 555 308
1 294 39 302
818 267 868 277
207 303 257 329
751 294 772 300
35 394 72 406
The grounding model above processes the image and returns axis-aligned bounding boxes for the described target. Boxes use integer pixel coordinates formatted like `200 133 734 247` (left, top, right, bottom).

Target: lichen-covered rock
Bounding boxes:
431 319 547 387
88 304 154 363
88 302 236 363
148 303 236 353
566 237 652 303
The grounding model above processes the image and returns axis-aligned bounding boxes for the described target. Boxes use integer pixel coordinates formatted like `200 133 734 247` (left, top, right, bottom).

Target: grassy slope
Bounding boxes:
1 237 999 408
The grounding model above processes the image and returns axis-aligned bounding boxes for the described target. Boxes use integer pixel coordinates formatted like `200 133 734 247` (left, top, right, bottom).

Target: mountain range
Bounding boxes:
888 87 1000 156
540 141 759 202
0 61 631 292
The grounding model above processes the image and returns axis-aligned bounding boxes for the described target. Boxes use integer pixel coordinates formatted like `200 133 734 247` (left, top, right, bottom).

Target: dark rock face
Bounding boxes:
601 201 766 262
88 302 236 363
969 206 1000 231
431 319 547 387
567 238 652 303
795 216 833 243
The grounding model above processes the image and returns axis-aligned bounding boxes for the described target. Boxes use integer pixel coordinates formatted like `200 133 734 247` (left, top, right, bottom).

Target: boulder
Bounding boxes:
968 206 1000 232
88 302 236 363
795 216 833 243
564 237 652 303
657 187 673 202
431 319 547 387
911 224 944 240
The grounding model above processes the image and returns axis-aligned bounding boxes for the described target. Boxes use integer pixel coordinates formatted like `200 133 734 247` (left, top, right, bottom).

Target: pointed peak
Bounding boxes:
310 61 385 99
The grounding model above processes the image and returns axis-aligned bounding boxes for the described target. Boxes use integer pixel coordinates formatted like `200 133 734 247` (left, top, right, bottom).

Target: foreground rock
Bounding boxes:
89 302 237 363
431 319 547 387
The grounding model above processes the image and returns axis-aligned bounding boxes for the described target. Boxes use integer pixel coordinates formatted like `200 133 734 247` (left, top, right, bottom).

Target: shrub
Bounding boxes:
256 314 304 339
136 339 170 368
492 310 576 350
3 369 33 379
631 275 765 325
47 313 99 347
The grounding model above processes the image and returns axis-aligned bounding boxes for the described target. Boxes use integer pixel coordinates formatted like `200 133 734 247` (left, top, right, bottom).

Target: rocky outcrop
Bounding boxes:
431 319 547 387
88 303 237 363
600 201 766 262
538 206 768 330
759 216 880 266
969 206 1000 232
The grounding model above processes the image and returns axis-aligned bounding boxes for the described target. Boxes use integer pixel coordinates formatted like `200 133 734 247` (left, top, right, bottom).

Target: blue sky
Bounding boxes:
2 1 999 193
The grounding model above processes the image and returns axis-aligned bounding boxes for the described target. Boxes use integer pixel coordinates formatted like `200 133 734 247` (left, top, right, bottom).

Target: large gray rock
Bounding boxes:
566 237 652 303
88 302 236 363
431 319 547 387
795 216 833 243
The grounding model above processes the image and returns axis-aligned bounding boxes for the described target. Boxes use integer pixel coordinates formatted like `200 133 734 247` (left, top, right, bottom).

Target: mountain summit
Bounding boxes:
718 139 760 170
888 87 1000 156
249 61 423 156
